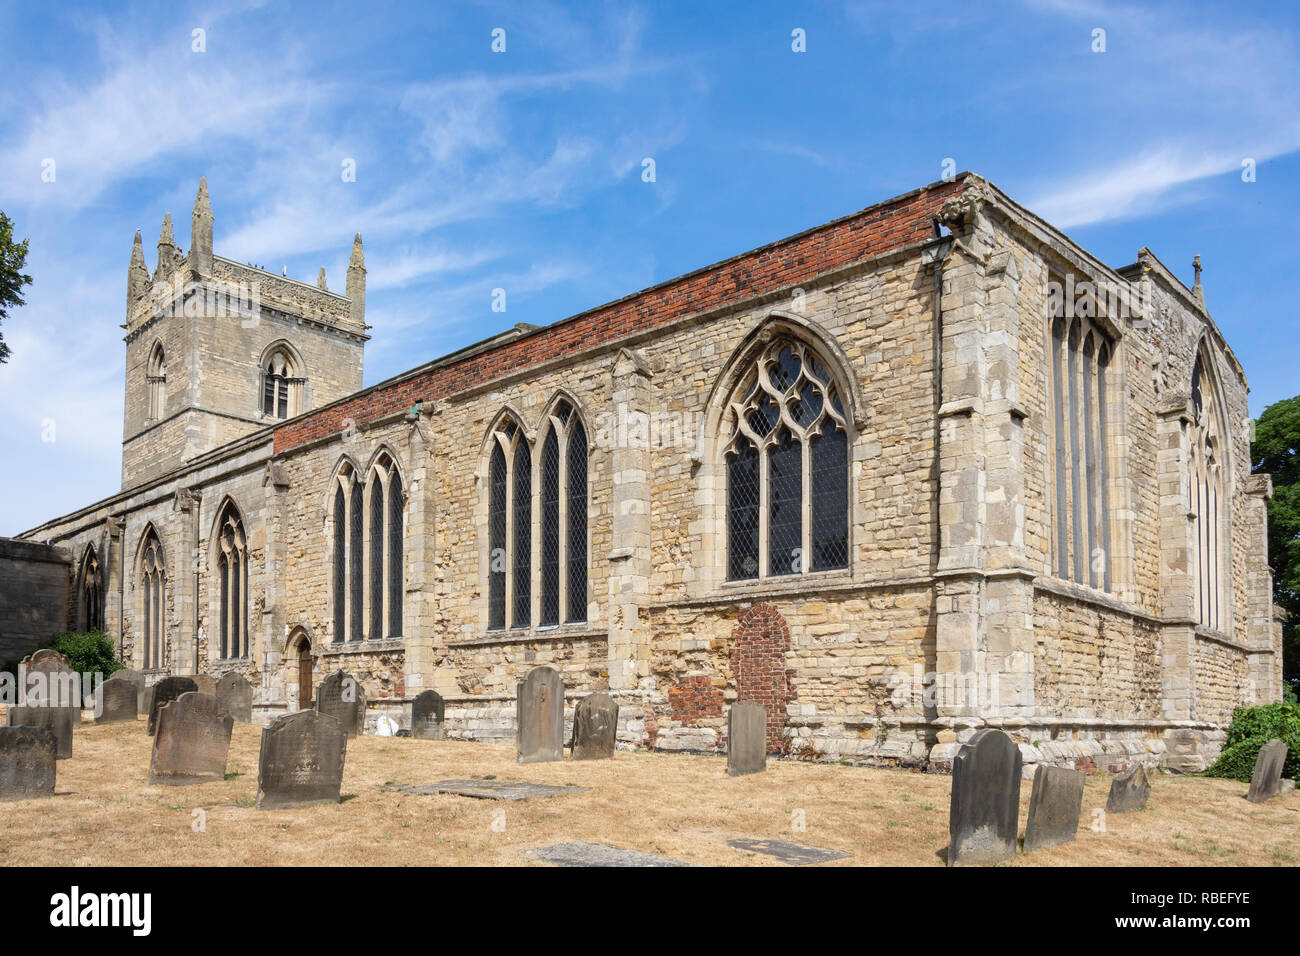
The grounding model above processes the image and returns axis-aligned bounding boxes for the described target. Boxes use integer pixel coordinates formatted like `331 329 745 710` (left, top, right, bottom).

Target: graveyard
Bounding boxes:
0 711 1295 867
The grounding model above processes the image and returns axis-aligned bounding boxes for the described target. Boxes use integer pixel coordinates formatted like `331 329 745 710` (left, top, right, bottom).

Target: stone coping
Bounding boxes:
445 627 608 649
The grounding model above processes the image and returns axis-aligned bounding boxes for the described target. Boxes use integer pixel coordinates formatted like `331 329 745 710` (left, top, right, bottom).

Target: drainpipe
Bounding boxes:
922 229 955 518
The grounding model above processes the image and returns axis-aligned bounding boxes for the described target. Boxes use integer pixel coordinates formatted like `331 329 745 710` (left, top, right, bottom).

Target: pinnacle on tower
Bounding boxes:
190 177 213 276
346 233 366 327
317 267 328 291
128 230 150 309
1192 254 1205 306
156 212 179 279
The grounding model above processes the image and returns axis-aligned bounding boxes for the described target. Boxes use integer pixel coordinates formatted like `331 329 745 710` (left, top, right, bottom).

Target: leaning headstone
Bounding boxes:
256 710 347 809
947 728 1022 866
1246 739 1288 804
109 669 147 715
215 673 253 723
1106 762 1150 813
147 676 198 735
727 701 767 777
148 692 234 786
1023 765 1086 852
0 726 57 800
7 706 73 759
517 666 564 764
192 674 217 696
411 690 446 740
95 679 139 724
315 671 365 737
571 692 618 760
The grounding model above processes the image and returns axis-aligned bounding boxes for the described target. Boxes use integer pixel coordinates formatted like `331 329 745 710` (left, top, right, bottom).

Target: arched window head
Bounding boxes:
486 416 532 630
78 545 103 633
363 452 404 640
329 461 364 644
138 528 166 670
146 342 167 420
723 338 849 580
213 502 249 659
261 345 305 419
1190 351 1227 631
539 399 588 627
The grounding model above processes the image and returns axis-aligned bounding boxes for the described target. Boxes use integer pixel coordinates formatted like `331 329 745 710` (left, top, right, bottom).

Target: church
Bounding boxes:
11 172 1283 773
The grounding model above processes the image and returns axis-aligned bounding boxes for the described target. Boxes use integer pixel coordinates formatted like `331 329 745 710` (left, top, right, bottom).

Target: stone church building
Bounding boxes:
13 172 1283 772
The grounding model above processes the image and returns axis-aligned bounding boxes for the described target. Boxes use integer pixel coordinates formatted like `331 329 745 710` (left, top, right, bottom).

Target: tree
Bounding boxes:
0 210 33 364
1252 395 1300 691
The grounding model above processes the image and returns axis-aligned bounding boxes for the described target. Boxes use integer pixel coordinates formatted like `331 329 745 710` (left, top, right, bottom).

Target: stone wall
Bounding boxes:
0 538 71 664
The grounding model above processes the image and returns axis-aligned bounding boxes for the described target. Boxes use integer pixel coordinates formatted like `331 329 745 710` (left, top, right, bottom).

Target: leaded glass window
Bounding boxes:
489 445 507 630
723 339 849 580
214 502 248 659
362 452 404 640
139 529 166 670
1191 353 1226 631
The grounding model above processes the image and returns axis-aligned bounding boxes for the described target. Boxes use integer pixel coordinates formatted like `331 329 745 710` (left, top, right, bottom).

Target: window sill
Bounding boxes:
450 625 605 649
716 568 853 600
321 638 405 656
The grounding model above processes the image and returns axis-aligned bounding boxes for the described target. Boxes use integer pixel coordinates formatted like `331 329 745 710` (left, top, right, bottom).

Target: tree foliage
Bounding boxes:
1252 396 1300 690
0 210 33 364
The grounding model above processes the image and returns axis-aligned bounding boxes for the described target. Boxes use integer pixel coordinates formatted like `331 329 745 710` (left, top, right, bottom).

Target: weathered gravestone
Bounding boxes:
24 649 71 670
0 726 57 800
517 666 564 764
315 671 365 737
947 728 1022 866
1023 764 1086 853
1246 739 1288 804
148 692 234 785
95 679 138 723
147 676 198 735
7 706 73 759
411 690 446 740
192 674 217 696
256 710 347 809
215 673 253 723
572 692 618 760
727 701 767 777
1106 762 1150 813
109 669 147 715
25 657 83 722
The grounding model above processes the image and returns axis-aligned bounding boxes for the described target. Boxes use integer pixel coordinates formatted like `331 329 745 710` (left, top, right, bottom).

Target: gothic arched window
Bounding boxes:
539 401 588 626
78 545 103 633
723 338 850 580
1191 353 1227 631
260 345 306 420
329 461 366 643
1049 291 1114 591
138 528 166 670
214 502 249 659
487 417 531 630
147 342 166 421
363 452 403 639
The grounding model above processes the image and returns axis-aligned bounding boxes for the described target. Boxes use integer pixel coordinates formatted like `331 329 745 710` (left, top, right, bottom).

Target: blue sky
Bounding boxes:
1 0 1297 535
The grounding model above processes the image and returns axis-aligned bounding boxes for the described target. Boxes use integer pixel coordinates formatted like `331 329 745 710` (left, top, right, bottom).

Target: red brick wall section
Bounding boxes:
668 675 723 726
729 603 796 753
273 178 965 454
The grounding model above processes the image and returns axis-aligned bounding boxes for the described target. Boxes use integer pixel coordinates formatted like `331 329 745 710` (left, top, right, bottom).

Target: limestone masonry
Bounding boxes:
10 173 1283 773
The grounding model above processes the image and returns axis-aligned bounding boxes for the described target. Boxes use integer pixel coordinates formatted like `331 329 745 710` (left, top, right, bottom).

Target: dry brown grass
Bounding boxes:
1 719 1296 866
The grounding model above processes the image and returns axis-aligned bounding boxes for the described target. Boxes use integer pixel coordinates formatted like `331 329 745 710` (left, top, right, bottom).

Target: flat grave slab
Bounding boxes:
400 779 589 801
527 841 695 867
726 837 850 866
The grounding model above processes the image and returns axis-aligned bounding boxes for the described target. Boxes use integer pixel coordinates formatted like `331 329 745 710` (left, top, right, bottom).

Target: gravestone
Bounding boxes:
147 677 198 736
947 728 1022 866
25 657 83 722
109 669 147 715
25 649 71 670
727 701 767 776
148 692 234 786
529 842 695 867
7 706 73 759
0 727 57 800
1106 762 1150 813
315 671 364 737
1023 765 1086 852
516 666 564 764
726 838 850 866
1246 739 1288 804
402 779 588 800
192 674 217 696
571 692 618 760
256 710 347 809
95 679 139 724
215 673 253 723
411 690 446 740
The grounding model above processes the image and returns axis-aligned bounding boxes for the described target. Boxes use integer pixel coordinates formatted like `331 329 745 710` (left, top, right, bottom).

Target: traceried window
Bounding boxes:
1191 353 1227 631
723 339 849 581
487 403 590 631
138 528 166 670
1049 292 1113 590
363 452 404 639
147 342 166 421
78 545 103 633
330 462 366 643
260 345 305 420
214 502 249 659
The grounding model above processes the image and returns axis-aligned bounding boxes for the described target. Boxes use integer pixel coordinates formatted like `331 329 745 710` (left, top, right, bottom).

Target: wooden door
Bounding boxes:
299 646 314 709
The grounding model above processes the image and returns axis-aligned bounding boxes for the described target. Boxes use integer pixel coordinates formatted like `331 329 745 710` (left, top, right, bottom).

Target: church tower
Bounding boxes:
121 179 369 488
